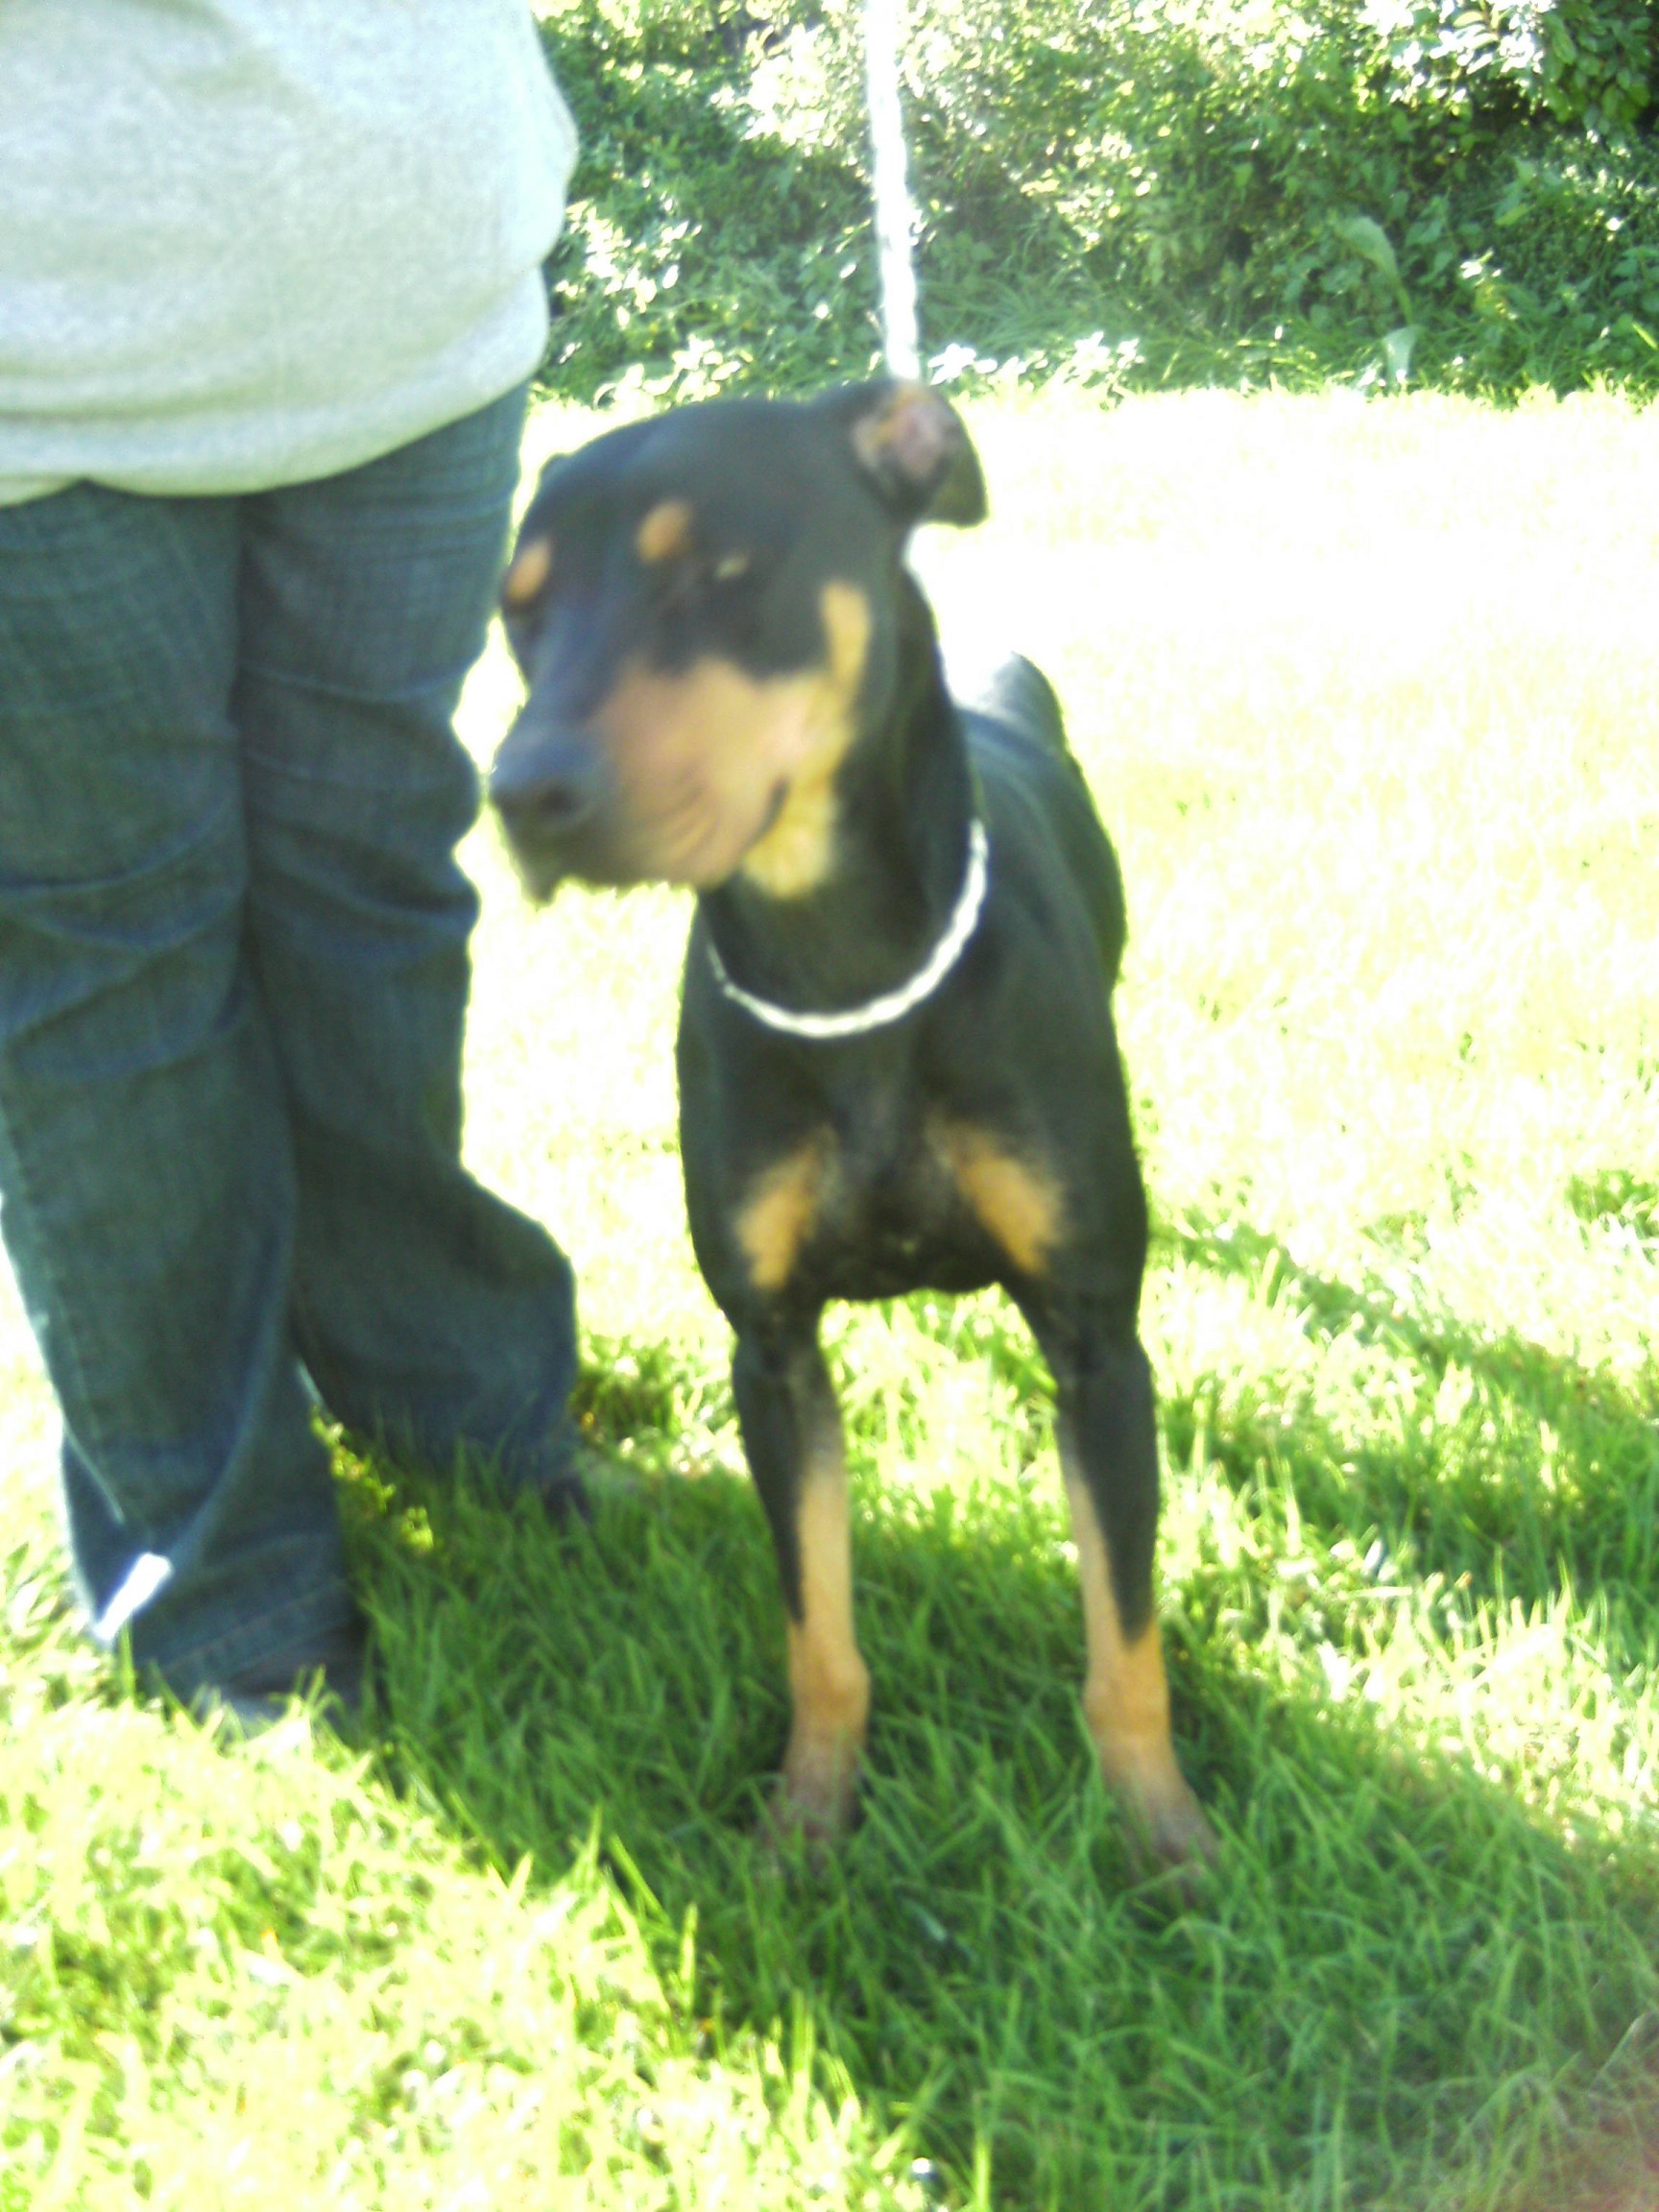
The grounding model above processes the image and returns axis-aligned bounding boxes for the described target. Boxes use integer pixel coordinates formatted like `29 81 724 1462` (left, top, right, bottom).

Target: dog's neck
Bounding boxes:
700 579 976 1022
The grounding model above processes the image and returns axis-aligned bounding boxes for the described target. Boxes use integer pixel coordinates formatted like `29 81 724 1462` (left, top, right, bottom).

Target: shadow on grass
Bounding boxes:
1160 1216 1659 1664
347 1366 1659 2211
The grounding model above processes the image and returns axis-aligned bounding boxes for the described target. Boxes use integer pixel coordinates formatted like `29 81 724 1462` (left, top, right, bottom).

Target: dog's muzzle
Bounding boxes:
489 709 612 897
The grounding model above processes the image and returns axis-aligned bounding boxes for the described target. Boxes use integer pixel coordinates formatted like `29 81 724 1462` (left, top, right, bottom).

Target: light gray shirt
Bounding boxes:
0 1 578 506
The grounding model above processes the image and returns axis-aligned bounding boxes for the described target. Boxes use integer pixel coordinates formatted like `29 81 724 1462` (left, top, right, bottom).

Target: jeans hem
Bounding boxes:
135 1576 360 1700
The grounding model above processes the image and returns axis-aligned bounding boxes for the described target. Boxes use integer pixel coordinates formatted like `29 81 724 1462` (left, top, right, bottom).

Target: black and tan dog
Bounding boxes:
490 380 1214 1877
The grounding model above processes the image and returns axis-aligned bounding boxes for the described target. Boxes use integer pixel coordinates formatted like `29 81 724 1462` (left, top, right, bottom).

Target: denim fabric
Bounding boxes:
0 383 576 1693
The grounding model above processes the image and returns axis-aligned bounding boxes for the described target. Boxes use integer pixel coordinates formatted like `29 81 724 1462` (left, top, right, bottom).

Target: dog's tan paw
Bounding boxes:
758 1745 860 1871
1117 1769 1217 1897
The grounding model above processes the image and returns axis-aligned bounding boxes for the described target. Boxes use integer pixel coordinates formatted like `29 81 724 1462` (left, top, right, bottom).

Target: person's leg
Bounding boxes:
235 385 580 1495
0 484 356 1693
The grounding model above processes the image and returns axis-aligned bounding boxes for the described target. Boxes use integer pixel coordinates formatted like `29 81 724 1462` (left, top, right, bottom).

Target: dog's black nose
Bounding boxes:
489 704 604 853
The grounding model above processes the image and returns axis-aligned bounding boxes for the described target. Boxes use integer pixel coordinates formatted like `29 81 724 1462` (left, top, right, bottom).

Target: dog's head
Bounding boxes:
489 379 986 900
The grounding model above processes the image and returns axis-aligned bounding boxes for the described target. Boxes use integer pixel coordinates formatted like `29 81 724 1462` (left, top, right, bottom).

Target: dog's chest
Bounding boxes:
803 1089 1019 1300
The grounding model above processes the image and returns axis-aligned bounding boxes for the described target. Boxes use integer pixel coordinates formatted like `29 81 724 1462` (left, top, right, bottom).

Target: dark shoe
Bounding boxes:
181 1617 368 1736
527 1465 591 1521
526 1443 642 1522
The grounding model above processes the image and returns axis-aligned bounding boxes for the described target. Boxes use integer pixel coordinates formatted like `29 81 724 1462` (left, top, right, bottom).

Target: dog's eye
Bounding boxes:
654 546 757 613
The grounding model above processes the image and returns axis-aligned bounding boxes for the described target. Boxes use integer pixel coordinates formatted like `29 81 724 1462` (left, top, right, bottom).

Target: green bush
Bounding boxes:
1368 0 1652 136
539 0 878 399
536 0 1659 402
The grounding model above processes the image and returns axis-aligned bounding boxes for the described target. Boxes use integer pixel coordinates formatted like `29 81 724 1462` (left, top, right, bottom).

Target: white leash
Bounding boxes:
706 9 980 1044
863 0 922 379
706 818 988 1039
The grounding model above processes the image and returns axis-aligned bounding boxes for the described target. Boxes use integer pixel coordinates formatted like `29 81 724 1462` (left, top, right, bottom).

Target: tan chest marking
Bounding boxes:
739 582 872 901
734 1135 831 1292
934 1122 1061 1277
738 774 840 902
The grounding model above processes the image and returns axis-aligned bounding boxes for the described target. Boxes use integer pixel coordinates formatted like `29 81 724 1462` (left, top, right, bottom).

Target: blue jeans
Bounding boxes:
0 384 576 1695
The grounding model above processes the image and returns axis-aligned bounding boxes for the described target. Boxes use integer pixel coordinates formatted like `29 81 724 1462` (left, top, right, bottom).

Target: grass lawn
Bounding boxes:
3 387 1658 2210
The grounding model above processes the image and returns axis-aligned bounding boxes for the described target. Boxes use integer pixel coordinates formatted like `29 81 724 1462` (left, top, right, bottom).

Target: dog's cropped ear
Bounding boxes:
818 379 988 528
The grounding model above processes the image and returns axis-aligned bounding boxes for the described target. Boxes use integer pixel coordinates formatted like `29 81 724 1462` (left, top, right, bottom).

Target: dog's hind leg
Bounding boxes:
1037 1298 1214 1879
732 1320 870 1851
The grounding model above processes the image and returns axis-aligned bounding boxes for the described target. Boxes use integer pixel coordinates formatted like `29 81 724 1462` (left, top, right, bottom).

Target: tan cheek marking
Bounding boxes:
819 576 875 695
586 584 869 893
597 657 780 767
590 656 812 880
738 777 840 902
740 581 872 901
502 534 552 607
780 1428 869 1842
637 498 694 565
935 1122 1061 1277
734 1136 830 1293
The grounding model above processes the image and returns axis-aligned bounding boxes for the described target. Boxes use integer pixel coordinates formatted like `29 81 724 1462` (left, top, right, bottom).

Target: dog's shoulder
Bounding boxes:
951 653 1128 985
951 650 1067 757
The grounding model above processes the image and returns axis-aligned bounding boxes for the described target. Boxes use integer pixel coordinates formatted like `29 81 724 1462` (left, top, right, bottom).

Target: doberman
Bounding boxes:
490 379 1214 1878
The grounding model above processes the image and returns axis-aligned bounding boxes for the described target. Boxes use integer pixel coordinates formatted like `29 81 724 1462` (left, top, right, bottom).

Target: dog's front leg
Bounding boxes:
732 1317 870 1849
1036 1297 1215 1878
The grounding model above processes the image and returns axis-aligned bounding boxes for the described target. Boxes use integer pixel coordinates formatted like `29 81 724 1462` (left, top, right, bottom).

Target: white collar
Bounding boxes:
705 817 990 1041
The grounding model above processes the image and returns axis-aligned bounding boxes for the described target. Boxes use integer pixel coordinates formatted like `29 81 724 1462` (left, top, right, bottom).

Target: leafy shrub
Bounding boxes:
1366 1 1652 136
534 0 1659 402
1438 139 1659 390
538 0 878 398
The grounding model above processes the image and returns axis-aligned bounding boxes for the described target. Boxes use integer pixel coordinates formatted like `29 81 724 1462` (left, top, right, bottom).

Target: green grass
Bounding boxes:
4 388 1659 2209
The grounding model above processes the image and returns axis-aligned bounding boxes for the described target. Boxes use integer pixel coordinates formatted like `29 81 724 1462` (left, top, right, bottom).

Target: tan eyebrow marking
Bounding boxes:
502 535 552 607
636 499 695 565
